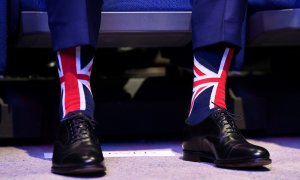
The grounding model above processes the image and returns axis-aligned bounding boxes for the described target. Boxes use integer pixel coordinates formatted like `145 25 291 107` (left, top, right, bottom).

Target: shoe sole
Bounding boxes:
51 164 106 175
182 150 272 168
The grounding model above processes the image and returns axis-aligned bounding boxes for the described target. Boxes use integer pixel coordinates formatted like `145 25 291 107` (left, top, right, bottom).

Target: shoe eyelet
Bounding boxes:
212 113 219 120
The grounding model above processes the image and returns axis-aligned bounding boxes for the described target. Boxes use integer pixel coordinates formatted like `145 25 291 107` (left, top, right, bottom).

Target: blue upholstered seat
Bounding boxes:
20 0 192 11
104 0 192 11
247 0 300 46
20 0 300 12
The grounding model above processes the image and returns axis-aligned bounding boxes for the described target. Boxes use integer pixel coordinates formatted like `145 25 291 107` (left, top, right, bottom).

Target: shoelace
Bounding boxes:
65 114 96 144
211 102 241 135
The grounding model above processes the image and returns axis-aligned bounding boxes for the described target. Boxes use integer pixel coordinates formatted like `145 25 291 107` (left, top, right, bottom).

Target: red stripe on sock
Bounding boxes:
214 48 235 109
59 48 81 115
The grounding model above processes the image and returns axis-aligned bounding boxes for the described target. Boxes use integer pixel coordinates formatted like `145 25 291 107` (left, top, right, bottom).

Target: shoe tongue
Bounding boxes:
210 109 243 137
211 108 227 120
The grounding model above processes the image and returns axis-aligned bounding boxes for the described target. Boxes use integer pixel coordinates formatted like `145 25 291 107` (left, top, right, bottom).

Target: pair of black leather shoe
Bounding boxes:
52 108 271 175
51 112 106 175
182 108 272 168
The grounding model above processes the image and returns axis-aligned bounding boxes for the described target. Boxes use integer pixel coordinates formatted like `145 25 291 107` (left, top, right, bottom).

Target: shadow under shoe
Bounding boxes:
182 108 272 168
52 112 106 175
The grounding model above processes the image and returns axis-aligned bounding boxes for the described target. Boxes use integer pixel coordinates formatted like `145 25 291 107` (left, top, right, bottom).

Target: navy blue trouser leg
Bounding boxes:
192 0 248 50
45 0 103 51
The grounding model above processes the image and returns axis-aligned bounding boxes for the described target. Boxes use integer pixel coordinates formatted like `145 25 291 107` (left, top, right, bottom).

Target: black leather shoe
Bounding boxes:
51 111 106 175
182 108 272 168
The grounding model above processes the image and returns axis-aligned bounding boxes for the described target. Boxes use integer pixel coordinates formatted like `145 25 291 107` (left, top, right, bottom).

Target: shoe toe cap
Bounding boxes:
230 144 270 159
62 150 104 165
251 146 270 159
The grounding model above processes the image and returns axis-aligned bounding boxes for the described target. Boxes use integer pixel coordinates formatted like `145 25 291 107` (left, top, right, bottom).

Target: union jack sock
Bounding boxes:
56 46 95 120
187 46 235 125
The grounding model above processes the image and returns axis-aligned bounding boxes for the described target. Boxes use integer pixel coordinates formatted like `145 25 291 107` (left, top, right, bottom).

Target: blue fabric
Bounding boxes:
21 0 192 11
45 0 102 51
0 0 7 75
22 0 300 12
103 0 191 11
21 0 47 11
231 12 247 72
192 0 247 49
8 0 20 35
